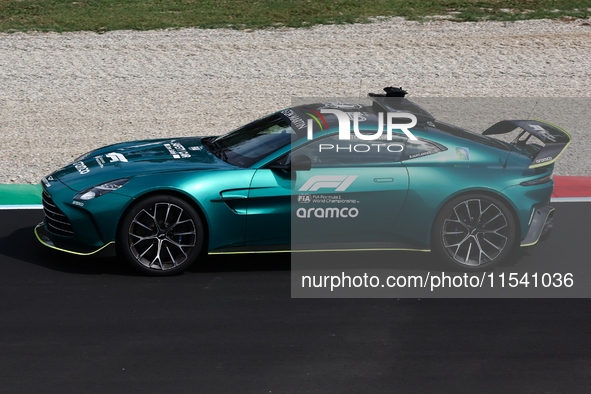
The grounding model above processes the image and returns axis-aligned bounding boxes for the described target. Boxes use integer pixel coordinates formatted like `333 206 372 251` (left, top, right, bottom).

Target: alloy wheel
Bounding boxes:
441 198 510 267
127 202 197 270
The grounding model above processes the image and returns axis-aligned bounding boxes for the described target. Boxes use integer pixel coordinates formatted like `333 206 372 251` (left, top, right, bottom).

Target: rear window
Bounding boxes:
401 139 446 161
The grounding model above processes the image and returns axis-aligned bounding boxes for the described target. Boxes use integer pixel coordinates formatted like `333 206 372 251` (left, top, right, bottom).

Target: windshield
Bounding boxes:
209 114 295 167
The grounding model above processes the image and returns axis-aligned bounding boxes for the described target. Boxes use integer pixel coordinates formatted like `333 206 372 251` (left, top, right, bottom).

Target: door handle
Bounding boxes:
373 178 394 183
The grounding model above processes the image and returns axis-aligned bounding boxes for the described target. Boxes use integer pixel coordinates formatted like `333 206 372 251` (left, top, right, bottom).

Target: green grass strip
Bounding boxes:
0 184 42 205
0 0 590 33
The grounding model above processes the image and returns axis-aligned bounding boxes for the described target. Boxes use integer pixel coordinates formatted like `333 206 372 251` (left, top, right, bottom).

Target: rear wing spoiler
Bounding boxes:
482 119 572 169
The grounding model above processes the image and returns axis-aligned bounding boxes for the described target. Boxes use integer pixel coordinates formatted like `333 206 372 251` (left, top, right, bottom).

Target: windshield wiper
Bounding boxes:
217 145 228 161
202 137 228 162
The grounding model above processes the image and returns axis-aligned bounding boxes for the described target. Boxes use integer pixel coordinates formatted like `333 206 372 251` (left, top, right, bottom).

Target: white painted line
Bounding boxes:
0 205 43 210
551 197 591 203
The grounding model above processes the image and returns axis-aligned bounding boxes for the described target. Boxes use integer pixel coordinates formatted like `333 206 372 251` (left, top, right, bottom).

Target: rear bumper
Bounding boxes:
520 206 555 247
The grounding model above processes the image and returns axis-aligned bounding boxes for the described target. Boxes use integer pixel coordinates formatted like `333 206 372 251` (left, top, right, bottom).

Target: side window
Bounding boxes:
293 133 408 168
401 139 446 161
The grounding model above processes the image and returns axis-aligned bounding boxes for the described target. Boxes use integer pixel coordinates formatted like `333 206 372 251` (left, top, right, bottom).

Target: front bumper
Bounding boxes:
520 205 555 247
35 222 115 255
37 176 133 255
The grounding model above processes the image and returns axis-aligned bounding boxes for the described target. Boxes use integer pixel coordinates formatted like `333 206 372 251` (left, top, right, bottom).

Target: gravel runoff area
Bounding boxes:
1 17 590 185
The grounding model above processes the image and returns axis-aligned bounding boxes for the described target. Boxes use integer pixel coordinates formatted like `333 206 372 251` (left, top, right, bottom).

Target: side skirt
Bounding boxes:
209 242 430 255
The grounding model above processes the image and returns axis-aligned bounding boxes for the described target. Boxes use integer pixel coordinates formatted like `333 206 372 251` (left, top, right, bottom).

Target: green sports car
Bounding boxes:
35 87 570 275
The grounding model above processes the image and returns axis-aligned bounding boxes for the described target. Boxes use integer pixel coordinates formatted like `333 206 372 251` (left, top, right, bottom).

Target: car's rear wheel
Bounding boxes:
117 195 204 275
431 193 516 271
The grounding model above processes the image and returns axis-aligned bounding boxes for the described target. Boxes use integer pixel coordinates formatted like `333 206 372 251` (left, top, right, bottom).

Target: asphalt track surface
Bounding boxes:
1 206 591 393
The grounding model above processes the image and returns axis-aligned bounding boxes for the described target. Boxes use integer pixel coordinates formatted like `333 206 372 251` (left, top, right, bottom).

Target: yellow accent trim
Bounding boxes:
34 225 114 256
209 250 291 255
209 248 431 255
305 113 323 130
528 119 572 169
520 207 555 247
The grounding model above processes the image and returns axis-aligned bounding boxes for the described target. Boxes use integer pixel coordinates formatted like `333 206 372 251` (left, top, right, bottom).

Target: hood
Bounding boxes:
51 137 230 191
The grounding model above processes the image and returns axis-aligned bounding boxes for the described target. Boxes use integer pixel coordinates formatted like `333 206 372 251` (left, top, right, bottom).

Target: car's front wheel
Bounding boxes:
431 193 517 271
117 195 205 275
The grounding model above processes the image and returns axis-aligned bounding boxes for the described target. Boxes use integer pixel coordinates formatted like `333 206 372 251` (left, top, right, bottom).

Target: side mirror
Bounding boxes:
291 154 311 171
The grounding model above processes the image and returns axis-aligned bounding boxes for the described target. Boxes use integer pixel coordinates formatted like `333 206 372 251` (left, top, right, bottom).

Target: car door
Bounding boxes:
245 133 410 249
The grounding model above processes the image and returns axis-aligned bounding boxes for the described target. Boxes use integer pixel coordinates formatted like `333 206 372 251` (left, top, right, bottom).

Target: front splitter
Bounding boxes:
34 222 115 256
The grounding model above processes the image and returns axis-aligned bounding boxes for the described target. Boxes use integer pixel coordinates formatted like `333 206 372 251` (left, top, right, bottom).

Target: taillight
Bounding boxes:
520 174 553 186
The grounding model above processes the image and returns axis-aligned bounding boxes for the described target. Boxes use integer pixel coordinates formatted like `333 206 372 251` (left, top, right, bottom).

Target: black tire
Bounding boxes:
117 195 205 275
431 193 517 271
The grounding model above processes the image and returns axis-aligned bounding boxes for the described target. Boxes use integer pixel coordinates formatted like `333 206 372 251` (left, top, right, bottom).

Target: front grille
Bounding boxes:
42 190 74 236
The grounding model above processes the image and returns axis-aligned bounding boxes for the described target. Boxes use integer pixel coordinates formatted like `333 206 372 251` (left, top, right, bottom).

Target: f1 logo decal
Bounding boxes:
298 175 358 192
105 152 128 163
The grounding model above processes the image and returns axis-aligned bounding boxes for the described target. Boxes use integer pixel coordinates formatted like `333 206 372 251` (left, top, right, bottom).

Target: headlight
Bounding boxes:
75 179 129 201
